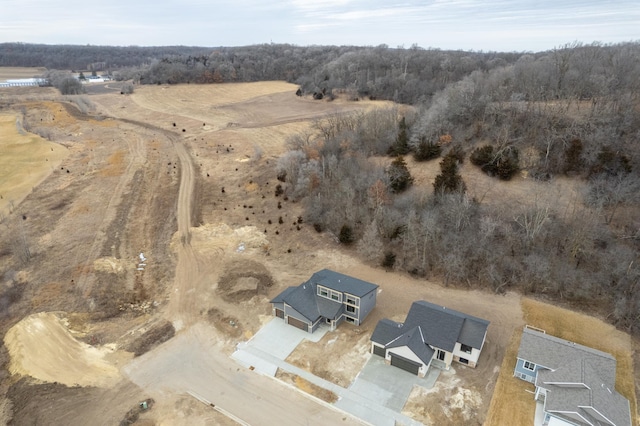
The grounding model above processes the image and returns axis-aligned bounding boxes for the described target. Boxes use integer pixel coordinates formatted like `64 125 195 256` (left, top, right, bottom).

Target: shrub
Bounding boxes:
470 145 519 180
470 145 495 172
447 144 465 164
121 82 134 94
382 252 396 269
413 139 441 162
339 225 354 244
58 77 84 95
589 146 632 177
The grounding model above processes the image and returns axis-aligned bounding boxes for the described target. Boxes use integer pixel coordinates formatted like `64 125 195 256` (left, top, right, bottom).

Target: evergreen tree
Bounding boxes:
387 156 414 192
434 154 466 194
387 117 410 156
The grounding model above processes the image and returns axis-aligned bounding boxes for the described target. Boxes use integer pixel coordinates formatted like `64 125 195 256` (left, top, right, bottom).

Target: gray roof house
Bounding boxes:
514 327 631 426
370 300 489 377
270 269 378 333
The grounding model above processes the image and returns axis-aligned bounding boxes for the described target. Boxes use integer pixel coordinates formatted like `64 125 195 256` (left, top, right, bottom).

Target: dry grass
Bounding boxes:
0 113 68 216
0 67 46 81
486 298 638 426
99 150 126 177
484 329 536 426
275 370 338 403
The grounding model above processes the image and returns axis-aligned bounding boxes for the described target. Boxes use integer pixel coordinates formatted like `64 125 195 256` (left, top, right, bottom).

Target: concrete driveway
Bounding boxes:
339 355 440 412
232 317 327 375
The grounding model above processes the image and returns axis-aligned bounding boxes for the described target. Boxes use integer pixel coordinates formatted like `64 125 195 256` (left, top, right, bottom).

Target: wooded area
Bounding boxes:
2 41 639 333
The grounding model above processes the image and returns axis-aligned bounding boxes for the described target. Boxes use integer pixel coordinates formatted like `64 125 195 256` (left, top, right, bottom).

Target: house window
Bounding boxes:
437 350 446 361
346 305 356 313
460 344 472 354
319 288 329 297
345 317 356 323
524 361 536 371
345 296 357 305
331 293 340 301
459 358 469 364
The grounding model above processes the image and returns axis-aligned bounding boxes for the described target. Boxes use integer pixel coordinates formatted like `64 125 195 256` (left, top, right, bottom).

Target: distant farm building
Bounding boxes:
0 78 48 88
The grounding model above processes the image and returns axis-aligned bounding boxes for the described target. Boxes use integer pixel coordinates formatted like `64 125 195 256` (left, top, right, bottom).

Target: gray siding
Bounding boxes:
358 289 377 323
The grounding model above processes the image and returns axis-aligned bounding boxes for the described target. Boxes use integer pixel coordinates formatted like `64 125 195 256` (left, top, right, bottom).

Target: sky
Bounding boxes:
1 0 639 52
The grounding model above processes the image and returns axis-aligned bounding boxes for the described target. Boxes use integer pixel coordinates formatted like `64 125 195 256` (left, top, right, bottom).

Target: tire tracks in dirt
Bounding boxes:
75 123 147 299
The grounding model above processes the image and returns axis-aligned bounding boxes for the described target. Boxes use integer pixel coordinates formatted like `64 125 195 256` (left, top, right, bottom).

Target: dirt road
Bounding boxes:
130 120 361 423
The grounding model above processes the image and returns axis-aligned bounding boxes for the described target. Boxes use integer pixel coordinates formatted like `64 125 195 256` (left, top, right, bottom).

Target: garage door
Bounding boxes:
390 354 421 375
275 308 284 319
373 345 386 357
287 316 308 332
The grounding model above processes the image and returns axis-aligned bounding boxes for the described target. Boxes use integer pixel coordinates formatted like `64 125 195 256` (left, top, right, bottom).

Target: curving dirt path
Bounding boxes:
164 136 203 325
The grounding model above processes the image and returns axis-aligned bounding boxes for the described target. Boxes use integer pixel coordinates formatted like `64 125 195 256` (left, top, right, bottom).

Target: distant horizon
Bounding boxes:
2 1 639 53
3 39 639 55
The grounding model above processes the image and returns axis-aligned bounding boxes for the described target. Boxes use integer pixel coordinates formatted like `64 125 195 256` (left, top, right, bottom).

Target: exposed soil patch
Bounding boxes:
276 370 338 403
6 377 143 426
120 398 155 425
4 312 125 387
217 259 274 302
403 369 483 426
207 307 243 338
286 326 372 388
125 320 175 357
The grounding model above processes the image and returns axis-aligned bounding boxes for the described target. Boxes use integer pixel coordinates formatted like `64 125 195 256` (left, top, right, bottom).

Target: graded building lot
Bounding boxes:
0 80 637 425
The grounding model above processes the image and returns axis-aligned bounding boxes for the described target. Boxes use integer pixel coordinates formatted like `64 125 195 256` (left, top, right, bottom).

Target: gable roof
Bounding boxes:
402 300 490 351
385 325 435 365
517 327 617 383
270 270 378 323
371 300 490 355
309 269 378 297
371 318 403 345
518 328 631 426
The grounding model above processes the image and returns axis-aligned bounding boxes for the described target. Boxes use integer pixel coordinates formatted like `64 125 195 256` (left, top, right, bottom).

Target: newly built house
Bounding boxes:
270 269 378 333
370 300 489 377
514 326 631 426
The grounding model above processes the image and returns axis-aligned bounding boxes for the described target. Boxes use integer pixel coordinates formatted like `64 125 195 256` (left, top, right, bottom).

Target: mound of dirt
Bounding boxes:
217 259 274 302
4 312 124 387
124 320 175 357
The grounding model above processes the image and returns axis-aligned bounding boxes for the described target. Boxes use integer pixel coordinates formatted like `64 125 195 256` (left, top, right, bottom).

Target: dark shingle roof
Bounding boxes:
403 301 489 351
270 286 296 304
371 318 402 345
270 270 378 323
281 282 321 322
309 269 378 297
370 300 490 366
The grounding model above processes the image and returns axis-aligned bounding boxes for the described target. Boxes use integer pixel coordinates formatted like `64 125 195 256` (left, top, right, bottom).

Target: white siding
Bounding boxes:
453 342 482 365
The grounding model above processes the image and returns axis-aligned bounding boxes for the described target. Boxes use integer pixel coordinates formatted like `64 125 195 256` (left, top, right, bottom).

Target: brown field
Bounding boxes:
485 297 638 426
0 113 68 216
0 67 46 82
0 81 636 425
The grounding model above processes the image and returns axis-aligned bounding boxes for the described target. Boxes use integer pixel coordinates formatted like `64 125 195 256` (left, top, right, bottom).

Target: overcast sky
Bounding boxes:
1 0 639 52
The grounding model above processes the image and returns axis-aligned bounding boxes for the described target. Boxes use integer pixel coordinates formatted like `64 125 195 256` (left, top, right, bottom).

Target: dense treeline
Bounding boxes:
273 42 640 333
0 42 213 71
137 44 524 104
3 40 639 332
